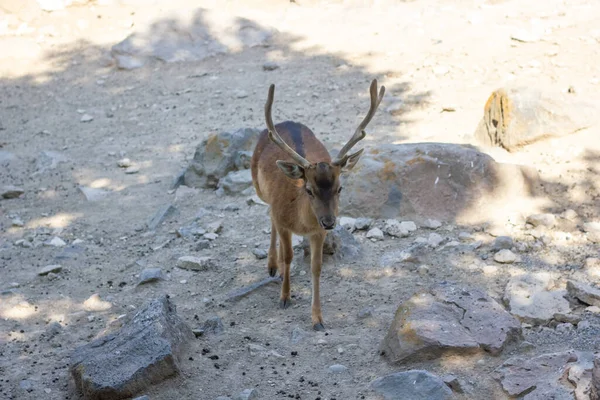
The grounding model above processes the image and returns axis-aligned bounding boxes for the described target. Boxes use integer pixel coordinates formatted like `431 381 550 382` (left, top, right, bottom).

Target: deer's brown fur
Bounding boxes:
250 80 385 330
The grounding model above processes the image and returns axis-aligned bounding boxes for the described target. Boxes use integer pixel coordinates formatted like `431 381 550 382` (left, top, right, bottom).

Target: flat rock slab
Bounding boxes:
494 351 578 398
371 370 453 400
567 280 600 307
380 284 521 364
1 185 24 199
504 272 571 324
70 295 194 400
338 142 540 224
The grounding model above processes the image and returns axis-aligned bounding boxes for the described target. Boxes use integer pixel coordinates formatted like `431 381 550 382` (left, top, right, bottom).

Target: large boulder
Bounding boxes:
70 295 194 400
110 10 274 69
473 87 598 152
380 284 521 364
339 142 540 224
184 128 259 189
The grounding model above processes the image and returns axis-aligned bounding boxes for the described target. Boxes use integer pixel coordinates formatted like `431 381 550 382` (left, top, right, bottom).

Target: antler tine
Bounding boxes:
334 79 385 162
265 84 311 168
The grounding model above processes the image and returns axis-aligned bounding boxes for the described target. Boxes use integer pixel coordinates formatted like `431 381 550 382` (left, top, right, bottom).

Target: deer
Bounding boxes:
250 79 385 331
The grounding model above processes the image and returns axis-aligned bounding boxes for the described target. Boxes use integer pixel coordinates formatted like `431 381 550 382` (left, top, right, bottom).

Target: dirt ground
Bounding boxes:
1 0 599 399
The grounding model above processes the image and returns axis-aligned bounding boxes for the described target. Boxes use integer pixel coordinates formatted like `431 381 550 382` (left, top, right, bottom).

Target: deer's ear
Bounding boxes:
336 148 364 173
276 160 305 180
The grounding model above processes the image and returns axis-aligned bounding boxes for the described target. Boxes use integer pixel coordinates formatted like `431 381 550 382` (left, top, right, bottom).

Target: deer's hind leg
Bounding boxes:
267 219 279 277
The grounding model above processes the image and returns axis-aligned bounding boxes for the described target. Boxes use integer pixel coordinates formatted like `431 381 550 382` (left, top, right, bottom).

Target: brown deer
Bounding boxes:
250 79 385 330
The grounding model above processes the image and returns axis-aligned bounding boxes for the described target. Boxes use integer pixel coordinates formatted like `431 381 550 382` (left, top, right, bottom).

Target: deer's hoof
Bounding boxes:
312 322 326 331
268 266 278 277
279 298 291 309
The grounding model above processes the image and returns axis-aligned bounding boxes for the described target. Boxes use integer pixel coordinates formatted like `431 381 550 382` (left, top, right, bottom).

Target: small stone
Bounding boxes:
400 221 418 232
358 307 374 319
78 186 109 202
366 227 384 240
428 233 444 247
384 219 409 237
125 166 140 174
19 380 34 392
38 264 62 276
195 240 210 250
555 322 573 333
12 218 24 227
45 237 66 247
494 249 518 263
328 364 348 373
234 90 249 99
354 218 372 230
206 221 223 234
578 320 591 330
204 232 218 241
417 265 430 276
583 222 600 243
526 213 556 228
80 114 94 122
202 316 224 335
176 256 216 271
423 219 442 229
491 236 514 251
138 268 164 285
262 61 279 71
587 306 600 313
567 280 600 307
561 209 578 221
553 313 582 325
117 158 132 168
1 185 25 199
83 294 112 311
236 388 258 400
248 343 267 355
252 248 267 260
291 326 308 344
339 216 356 231
458 232 473 241
46 272 59 280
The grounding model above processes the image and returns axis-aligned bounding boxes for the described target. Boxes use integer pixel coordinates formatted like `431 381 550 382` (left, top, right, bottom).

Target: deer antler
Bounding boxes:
333 79 385 165
265 84 311 168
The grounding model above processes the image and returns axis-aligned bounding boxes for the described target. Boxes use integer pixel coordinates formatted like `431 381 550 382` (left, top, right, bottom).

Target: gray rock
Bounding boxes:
38 264 62 276
291 326 308 344
526 213 556 228
1 185 24 199
401 221 418 232
45 237 66 247
358 307 374 319
202 316 224 335
176 256 215 271
184 128 260 189
583 222 600 243
504 272 571 324
379 243 426 266
366 227 384 240
491 236 513 251
236 389 259 400
384 219 409 237
117 158 132 168
354 217 373 230
494 249 518 263
218 170 253 195
263 61 279 71
328 364 348 373
567 280 600 307
252 248 268 260
78 186 109 202
138 268 164 285
380 284 521 364
147 204 176 231
591 355 600 400
70 295 194 400
339 216 356 231
195 240 210 250
567 351 594 400
423 219 442 229
442 375 464 393
301 225 361 261
80 114 94 123
19 379 34 392
339 143 539 224
428 232 444 247
494 351 578 398
371 370 453 400
176 222 206 238
12 218 24 227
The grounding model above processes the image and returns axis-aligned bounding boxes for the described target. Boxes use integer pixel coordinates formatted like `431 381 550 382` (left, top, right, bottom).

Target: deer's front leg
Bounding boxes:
278 228 293 309
267 219 279 277
310 232 326 331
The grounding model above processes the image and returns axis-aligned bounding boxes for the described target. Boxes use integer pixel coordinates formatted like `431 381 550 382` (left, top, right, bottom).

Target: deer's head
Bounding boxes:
265 80 385 230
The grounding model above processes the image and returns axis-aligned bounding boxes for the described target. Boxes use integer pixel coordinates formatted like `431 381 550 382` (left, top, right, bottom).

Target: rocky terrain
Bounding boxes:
1 0 599 399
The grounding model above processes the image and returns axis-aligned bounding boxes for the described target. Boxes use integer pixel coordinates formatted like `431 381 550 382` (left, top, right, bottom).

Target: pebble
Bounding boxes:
291 326 308 344
578 320 591 330
384 219 409 237
354 218 373 230
427 233 443 247
417 265 430 276
80 114 94 122
45 236 66 247
19 380 34 392
206 221 223 234
176 256 216 271
125 166 140 174
491 236 514 251
38 264 62 276
252 248 268 260
1 185 24 199
204 232 219 241
234 90 249 99
237 389 259 400
561 209 578 221
423 219 442 229
339 216 356 231
117 158 132 168
12 218 24 227
78 186 109 202
366 227 384 241
202 316 224 335
263 61 279 71
583 221 600 243
400 221 418 232
328 364 348 373
138 268 163 285
358 307 374 319
526 213 556 228
494 249 518 263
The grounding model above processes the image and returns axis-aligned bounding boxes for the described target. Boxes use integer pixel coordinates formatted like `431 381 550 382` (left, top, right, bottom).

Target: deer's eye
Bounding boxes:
306 188 314 197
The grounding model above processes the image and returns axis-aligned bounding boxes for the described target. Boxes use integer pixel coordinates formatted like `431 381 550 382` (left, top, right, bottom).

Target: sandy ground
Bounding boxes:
1 0 599 399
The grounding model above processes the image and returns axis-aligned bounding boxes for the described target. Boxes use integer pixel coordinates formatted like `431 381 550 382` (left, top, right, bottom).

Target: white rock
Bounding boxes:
494 249 518 263
83 294 112 311
45 237 66 247
80 114 94 123
366 227 384 241
384 219 409 237
339 217 356 232
423 219 442 229
427 233 443 247
400 221 417 232
117 158 132 168
176 256 215 271
526 213 556 228
583 222 600 243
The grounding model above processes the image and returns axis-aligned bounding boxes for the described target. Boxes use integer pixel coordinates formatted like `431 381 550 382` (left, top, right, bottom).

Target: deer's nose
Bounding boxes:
320 216 336 230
